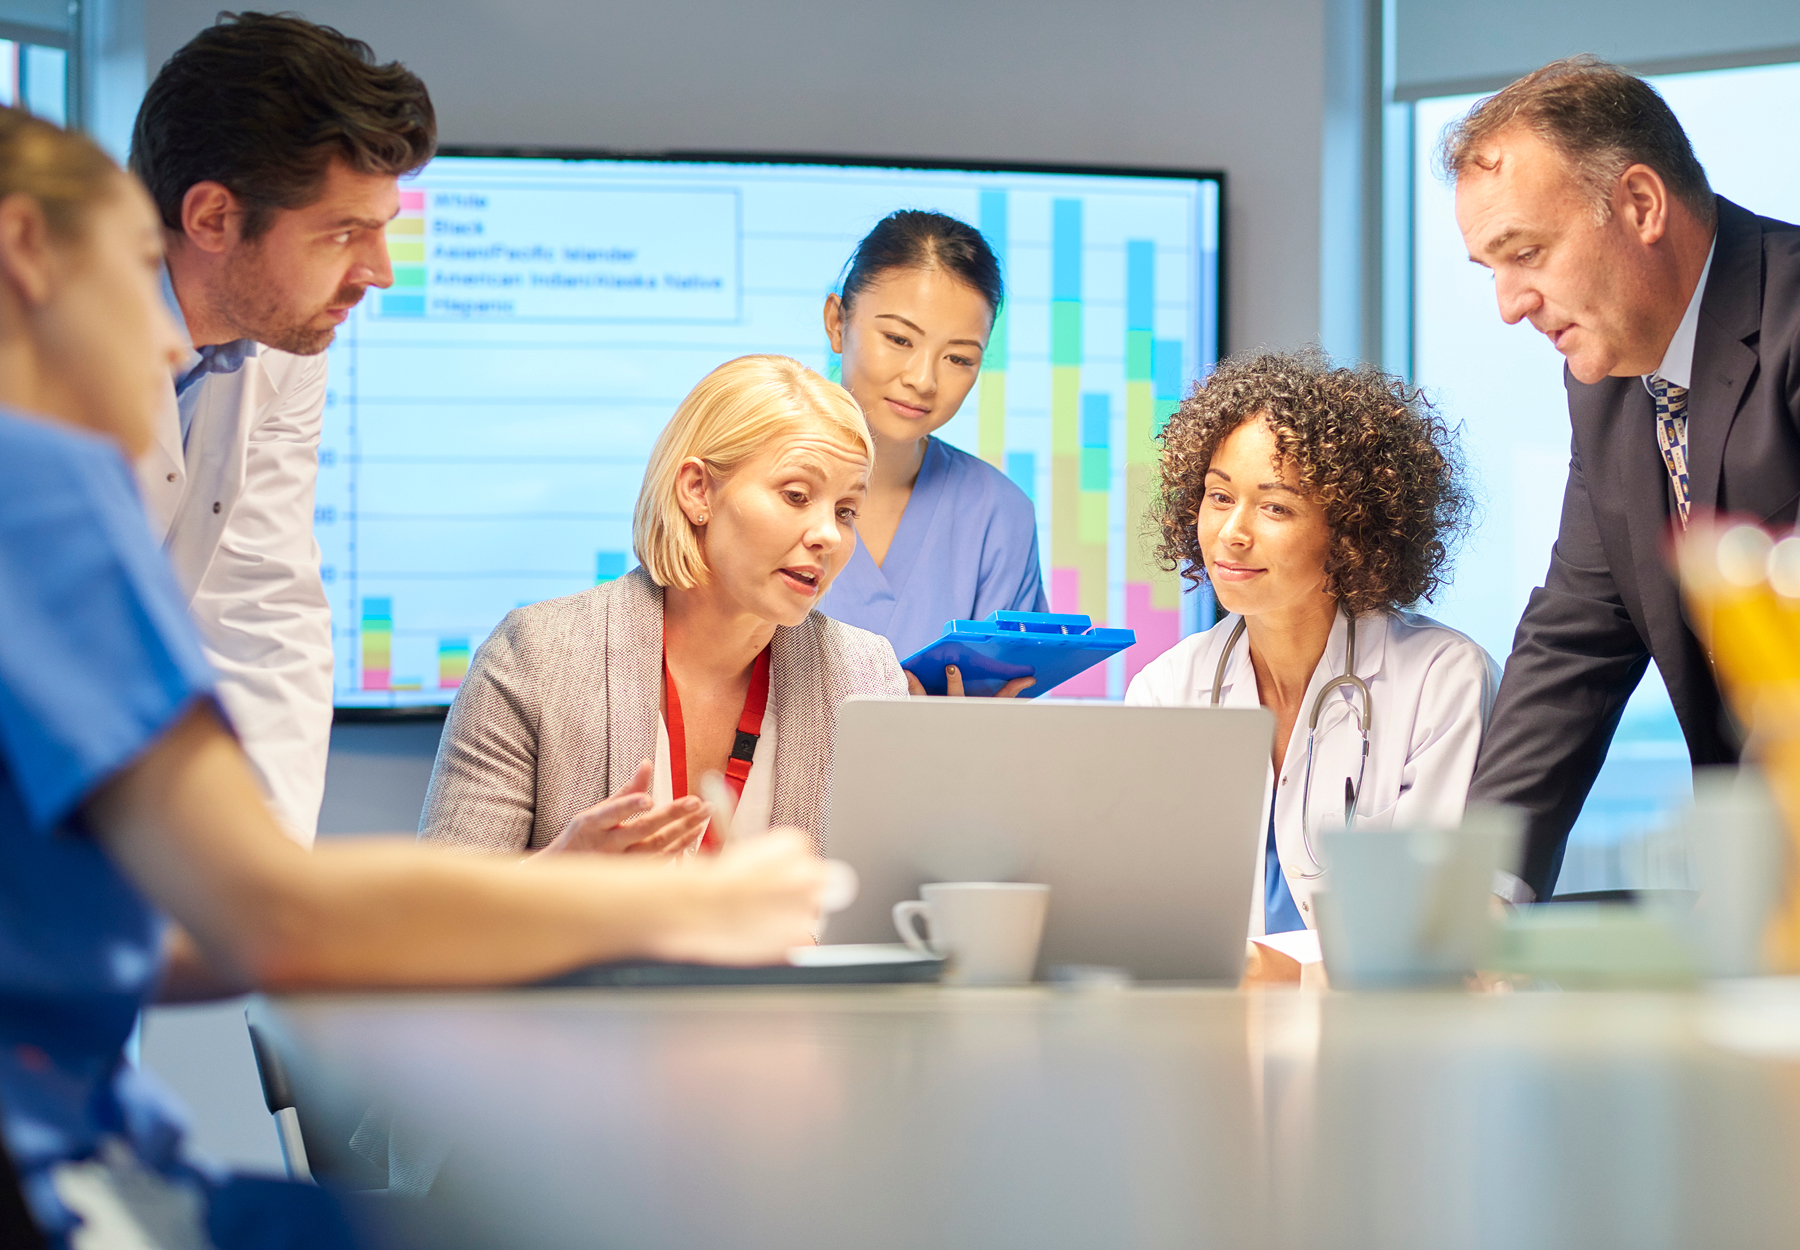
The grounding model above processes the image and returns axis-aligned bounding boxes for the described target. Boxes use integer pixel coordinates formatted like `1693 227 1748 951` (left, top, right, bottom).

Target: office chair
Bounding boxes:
245 1005 313 1183
244 1001 388 1191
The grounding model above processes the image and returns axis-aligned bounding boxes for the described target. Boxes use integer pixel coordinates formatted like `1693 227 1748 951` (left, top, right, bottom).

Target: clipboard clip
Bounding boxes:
992 610 1094 637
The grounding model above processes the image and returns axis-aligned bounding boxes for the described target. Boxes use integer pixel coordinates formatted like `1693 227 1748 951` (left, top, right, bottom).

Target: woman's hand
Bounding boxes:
536 760 710 857
651 830 831 965
905 663 1036 699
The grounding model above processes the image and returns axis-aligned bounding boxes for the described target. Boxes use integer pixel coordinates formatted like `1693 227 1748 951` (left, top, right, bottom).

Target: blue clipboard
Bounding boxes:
899 610 1136 698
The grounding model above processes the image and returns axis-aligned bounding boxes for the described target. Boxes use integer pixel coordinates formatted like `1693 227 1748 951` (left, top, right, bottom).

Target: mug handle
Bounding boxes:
892 900 936 955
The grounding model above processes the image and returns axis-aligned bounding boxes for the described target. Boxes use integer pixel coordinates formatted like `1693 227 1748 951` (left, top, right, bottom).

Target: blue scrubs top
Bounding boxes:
1264 803 1306 934
820 436 1049 663
0 411 353 1247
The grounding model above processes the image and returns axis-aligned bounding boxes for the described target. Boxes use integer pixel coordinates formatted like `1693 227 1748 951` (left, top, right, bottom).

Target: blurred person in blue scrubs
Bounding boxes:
819 211 1047 695
0 109 829 1248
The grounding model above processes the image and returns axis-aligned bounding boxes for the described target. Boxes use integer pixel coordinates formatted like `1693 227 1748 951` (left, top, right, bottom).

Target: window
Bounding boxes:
0 0 74 126
1408 61 1800 893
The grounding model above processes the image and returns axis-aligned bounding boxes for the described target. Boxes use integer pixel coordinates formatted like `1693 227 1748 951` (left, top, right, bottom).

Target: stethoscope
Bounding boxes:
1209 608 1372 878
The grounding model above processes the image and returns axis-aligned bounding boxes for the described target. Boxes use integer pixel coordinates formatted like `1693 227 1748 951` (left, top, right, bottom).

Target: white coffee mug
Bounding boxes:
1315 804 1523 987
893 882 1050 985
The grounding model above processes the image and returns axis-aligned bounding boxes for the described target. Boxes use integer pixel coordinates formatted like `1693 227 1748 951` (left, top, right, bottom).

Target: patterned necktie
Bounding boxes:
1650 376 1692 528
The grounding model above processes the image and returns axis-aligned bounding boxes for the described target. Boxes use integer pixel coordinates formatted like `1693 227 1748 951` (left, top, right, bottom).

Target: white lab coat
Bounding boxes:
1125 610 1498 936
135 346 333 843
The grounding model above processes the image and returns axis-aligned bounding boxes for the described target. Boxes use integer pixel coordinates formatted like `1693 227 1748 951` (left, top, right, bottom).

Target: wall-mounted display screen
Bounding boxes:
319 153 1223 710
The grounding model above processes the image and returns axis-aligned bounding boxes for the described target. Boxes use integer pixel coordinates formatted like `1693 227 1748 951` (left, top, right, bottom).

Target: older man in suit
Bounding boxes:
1448 55 1800 899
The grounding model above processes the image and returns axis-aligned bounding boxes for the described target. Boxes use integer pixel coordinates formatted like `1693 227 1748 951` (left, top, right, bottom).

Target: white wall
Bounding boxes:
147 0 1329 357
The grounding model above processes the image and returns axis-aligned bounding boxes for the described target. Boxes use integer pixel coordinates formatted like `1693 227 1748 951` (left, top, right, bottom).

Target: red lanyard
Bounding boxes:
663 644 772 852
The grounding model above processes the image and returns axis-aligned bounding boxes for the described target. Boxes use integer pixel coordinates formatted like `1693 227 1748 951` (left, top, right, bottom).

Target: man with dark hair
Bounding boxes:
130 12 435 841
1447 55 1800 899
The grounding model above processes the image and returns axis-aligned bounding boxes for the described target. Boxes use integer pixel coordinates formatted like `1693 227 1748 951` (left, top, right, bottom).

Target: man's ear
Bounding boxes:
1618 163 1670 247
178 180 242 254
0 192 57 308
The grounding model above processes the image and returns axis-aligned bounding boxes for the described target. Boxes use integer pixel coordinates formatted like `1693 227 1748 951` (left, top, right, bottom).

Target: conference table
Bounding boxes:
275 980 1800 1249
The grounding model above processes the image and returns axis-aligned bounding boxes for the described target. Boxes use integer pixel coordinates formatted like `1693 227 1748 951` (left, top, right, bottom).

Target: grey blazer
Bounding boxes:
419 568 907 853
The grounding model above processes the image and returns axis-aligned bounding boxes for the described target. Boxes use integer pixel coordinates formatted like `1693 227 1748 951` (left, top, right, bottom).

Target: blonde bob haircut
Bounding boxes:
633 354 874 590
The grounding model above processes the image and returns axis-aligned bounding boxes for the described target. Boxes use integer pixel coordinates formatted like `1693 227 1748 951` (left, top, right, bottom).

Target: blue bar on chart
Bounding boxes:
1153 339 1184 432
1005 451 1036 503
1080 393 1111 493
595 551 628 583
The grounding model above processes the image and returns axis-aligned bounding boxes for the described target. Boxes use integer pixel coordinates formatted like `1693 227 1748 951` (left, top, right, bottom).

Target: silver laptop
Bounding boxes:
822 698 1274 983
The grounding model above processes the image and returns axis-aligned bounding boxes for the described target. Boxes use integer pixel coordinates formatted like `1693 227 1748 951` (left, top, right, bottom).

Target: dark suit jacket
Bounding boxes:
1469 196 1800 898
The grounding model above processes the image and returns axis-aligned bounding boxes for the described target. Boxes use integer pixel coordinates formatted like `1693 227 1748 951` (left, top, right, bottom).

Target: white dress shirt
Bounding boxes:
135 275 334 843
1643 238 1716 394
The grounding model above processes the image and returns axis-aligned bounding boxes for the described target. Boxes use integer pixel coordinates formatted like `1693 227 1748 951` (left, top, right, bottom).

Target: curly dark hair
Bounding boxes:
1150 349 1470 617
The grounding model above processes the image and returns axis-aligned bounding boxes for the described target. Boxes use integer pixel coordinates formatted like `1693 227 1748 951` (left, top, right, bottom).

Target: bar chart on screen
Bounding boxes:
318 156 1219 708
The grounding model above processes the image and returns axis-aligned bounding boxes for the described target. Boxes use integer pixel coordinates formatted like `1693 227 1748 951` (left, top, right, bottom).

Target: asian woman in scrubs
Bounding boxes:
1126 350 1498 941
0 110 828 1247
818 211 1047 695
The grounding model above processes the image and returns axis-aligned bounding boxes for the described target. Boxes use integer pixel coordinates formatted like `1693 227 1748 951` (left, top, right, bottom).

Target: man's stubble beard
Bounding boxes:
217 245 366 356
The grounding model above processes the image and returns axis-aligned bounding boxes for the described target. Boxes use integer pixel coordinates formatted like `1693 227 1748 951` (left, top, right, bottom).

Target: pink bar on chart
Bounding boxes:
1046 566 1107 695
399 190 426 211
1124 582 1181 682
1052 663 1109 698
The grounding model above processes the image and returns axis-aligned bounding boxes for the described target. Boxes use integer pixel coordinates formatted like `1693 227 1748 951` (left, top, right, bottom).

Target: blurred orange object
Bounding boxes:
1677 519 1800 970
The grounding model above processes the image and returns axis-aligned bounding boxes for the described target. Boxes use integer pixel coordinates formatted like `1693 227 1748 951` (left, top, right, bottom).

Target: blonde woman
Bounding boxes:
422 355 908 854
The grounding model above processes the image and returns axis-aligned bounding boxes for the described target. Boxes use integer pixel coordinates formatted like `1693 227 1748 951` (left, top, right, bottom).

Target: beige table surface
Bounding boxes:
275 981 1800 1250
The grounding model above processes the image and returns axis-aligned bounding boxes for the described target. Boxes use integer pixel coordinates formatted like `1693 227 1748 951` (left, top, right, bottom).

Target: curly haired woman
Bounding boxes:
1126 349 1498 939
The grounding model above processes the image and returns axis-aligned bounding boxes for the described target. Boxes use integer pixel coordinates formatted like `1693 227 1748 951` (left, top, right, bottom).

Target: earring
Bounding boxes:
696 513 708 524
